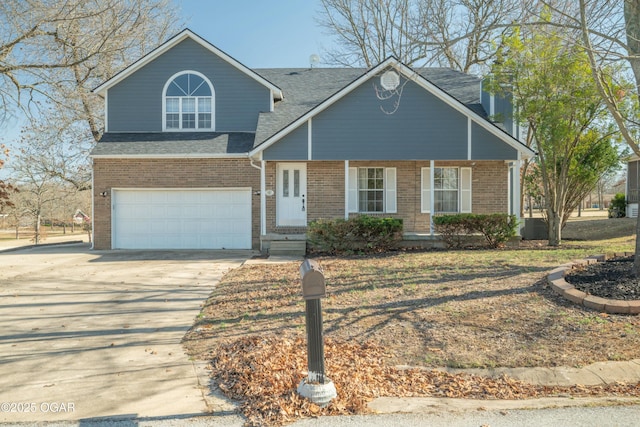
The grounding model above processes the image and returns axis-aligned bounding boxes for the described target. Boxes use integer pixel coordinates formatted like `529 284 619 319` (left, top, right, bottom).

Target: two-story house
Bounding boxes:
90 29 534 252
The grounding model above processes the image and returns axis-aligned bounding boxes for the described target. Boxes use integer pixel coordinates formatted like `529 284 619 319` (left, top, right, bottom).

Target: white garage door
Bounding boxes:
112 189 252 249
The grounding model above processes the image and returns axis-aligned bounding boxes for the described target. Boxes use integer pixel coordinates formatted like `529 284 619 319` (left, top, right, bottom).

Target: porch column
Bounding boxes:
430 160 435 235
512 160 522 235
261 160 266 237
344 161 349 219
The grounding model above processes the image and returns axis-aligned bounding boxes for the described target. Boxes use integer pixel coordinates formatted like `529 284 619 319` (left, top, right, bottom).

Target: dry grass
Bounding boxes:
0 226 86 242
182 214 640 426
184 215 640 369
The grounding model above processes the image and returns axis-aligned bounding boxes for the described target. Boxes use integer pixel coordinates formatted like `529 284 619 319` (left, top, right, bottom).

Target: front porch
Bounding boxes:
257 160 520 254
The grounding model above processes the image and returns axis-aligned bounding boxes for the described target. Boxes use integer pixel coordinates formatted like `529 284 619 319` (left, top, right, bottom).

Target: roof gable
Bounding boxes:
250 57 534 159
93 29 283 99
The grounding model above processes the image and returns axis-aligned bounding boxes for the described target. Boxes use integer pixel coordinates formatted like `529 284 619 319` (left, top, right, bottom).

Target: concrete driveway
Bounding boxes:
0 243 249 423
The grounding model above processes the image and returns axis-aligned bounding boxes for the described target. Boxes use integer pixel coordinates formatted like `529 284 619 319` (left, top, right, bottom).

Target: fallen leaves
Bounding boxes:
183 253 640 371
209 334 640 426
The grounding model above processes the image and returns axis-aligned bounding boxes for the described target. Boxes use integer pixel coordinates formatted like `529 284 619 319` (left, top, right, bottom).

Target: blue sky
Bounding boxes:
178 0 335 68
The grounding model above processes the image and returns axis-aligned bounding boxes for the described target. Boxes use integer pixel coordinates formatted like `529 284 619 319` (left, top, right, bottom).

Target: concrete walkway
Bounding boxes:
0 244 249 423
443 359 640 386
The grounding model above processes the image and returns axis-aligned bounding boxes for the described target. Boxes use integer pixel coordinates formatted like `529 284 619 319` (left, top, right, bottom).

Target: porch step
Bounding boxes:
269 240 307 256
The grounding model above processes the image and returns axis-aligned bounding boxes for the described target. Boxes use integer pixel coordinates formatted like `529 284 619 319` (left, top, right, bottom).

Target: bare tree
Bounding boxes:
0 0 181 125
560 0 640 273
10 150 59 245
0 144 15 212
317 0 522 71
1 0 182 191
9 124 91 243
318 0 419 66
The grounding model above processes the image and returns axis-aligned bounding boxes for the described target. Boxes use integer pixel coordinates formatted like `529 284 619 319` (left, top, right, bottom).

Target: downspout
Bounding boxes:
249 158 262 171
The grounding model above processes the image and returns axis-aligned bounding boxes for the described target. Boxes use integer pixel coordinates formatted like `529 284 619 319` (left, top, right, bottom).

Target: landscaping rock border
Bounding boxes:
546 253 640 315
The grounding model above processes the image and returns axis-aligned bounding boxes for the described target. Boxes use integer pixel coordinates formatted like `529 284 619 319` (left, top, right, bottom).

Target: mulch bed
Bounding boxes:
565 256 640 300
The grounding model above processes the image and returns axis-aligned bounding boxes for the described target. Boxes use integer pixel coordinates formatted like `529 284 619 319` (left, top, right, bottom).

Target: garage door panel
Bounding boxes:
113 189 251 249
183 221 205 234
165 205 182 217
214 205 231 217
232 205 250 218
149 221 168 233
196 206 212 217
150 192 168 203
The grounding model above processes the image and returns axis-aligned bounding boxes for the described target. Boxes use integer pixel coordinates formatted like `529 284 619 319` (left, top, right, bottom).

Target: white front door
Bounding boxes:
277 163 307 226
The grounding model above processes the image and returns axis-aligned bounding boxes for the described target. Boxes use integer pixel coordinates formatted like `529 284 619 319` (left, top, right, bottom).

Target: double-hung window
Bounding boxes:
348 167 397 214
434 168 459 212
164 71 214 130
358 168 384 212
421 167 472 214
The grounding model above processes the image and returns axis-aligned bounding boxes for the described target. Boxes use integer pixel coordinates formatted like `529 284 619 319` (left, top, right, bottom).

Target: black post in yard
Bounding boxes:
298 259 336 406
305 298 326 384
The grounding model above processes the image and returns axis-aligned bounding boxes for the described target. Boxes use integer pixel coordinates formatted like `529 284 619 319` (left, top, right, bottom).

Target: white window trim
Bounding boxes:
421 167 431 213
460 167 472 213
421 166 472 214
162 70 215 131
348 167 397 214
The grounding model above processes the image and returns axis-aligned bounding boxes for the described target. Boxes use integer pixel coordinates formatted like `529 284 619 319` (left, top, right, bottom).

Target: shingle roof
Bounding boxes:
252 67 485 148
92 132 255 157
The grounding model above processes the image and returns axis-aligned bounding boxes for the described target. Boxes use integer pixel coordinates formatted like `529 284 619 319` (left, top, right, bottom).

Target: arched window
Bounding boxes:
163 71 214 130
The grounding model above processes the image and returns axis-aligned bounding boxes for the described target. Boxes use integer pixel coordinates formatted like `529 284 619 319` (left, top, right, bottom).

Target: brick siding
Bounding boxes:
265 160 509 236
92 158 260 249
94 159 508 249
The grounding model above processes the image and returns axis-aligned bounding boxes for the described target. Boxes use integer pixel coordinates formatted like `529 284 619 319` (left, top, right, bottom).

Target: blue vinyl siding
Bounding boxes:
263 122 308 160
108 38 270 132
471 122 517 160
311 78 468 160
480 80 491 116
262 75 521 161
480 77 518 139
494 92 514 136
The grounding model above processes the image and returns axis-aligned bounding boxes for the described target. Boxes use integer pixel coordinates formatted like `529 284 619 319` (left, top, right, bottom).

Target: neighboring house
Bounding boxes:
73 209 90 225
627 155 639 218
90 29 534 251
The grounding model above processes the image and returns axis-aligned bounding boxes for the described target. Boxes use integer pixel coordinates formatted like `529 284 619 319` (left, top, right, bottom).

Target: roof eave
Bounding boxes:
90 153 250 159
92 29 283 99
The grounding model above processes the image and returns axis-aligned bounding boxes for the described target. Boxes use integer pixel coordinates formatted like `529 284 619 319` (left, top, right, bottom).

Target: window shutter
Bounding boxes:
421 167 431 213
348 167 358 213
385 168 397 213
461 167 472 213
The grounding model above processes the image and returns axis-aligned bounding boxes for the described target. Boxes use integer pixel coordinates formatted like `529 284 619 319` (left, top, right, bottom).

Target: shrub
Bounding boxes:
431 214 475 249
433 213 517 249
307 216 403 254
472 214 518 248
608 193 626 218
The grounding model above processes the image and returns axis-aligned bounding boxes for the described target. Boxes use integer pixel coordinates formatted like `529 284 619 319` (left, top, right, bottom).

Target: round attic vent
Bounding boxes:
380 70 400 90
